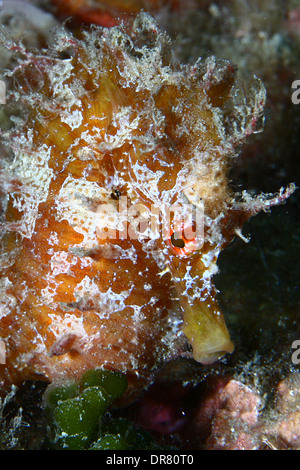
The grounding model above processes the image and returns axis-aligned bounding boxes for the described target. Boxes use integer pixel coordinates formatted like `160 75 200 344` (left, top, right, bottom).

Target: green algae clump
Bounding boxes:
45 368 127 450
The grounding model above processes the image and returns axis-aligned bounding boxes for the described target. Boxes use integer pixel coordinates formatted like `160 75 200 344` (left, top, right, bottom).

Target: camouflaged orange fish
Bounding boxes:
0 13 295 397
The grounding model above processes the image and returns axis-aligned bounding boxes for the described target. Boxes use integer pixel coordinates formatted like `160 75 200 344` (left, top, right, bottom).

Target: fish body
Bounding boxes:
0 14 294 396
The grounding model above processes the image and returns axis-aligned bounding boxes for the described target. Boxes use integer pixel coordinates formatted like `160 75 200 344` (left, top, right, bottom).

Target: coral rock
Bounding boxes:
205 379 262 450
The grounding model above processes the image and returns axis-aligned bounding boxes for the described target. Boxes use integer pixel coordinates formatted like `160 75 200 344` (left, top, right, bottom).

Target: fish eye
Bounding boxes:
167 219 202 258
168 228 198 257
170 232 185 248
110 189 121 200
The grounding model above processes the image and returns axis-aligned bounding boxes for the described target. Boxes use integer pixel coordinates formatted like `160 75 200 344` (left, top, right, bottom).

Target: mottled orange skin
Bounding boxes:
0 14 294 399
0 51 181 394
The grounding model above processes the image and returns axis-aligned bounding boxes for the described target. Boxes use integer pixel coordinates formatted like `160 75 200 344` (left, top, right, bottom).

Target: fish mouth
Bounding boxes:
181 298 234 365
190 337 235 365
166 253 234 365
